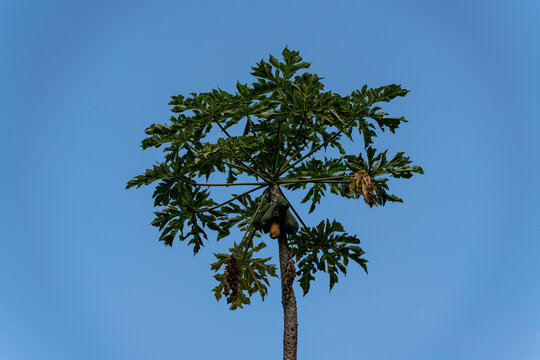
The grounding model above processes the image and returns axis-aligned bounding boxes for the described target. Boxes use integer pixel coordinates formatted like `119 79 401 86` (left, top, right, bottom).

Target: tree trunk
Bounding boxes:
278 235 298 360
270 185 298 360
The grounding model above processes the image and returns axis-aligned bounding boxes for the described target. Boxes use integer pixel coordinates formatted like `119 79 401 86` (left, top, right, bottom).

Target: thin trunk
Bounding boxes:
278 235 298 360
270 185 298 360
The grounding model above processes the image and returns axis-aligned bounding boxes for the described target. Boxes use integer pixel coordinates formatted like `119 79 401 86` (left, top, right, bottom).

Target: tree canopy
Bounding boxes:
126 47 423 310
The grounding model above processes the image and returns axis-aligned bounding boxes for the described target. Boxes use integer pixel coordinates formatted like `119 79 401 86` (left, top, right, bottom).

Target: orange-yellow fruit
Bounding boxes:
269 221 281 239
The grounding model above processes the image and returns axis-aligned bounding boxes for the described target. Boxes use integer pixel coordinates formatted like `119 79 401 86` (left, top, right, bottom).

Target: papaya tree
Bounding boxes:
126 47 423 360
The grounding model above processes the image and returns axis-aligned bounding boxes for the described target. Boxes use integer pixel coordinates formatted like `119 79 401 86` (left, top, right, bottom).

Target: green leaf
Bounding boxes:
211 241 278 310
289 219 368 296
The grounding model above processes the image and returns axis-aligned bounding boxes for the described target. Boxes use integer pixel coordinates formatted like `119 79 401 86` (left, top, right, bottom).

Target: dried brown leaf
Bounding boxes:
282 260 296 301
223 254 241 304
349 170 379 207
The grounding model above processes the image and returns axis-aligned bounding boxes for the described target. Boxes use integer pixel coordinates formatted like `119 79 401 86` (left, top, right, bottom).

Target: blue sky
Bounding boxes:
1 0 539 359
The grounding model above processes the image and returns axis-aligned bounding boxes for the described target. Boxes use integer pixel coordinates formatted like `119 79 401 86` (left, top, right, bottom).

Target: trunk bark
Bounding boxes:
278 235 298 360
270 185 298 360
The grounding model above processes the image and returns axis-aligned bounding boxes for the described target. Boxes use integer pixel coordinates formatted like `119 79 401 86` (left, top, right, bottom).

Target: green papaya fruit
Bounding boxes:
282 209 299 234
275 197 289 218
260 203 276 233
272 206 281 220
253 199 271 230
276 197 289 210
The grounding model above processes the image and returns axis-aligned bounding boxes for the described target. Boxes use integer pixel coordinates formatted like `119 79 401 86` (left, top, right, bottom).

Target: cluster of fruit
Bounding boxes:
253 197 299 238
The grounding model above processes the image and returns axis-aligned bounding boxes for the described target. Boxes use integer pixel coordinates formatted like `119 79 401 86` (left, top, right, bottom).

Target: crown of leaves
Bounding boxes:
126 47 423 309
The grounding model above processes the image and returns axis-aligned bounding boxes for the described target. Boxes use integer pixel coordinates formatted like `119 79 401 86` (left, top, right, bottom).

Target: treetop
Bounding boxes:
126 47 423 308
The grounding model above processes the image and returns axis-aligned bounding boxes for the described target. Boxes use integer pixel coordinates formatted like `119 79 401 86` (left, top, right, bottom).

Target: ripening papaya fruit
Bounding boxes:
269 221 281 239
